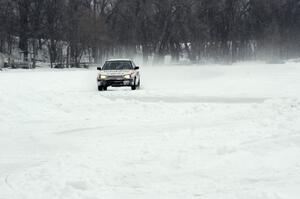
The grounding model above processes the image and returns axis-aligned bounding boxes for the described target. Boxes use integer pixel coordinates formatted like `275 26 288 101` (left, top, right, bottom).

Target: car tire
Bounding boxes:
103 87 108 91
131 85 136 90
137 78 141 88
98 86 103 91
131 78 137 90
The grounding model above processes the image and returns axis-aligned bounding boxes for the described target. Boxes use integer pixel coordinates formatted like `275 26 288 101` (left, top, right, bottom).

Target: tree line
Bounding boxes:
0 0 300 67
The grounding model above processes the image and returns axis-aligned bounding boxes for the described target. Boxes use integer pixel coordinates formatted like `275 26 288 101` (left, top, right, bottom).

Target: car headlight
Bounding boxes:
100 75 107 79
124 74 131 79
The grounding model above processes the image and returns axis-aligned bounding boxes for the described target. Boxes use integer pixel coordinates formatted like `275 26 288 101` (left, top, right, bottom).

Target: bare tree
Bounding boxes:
1 0 300 66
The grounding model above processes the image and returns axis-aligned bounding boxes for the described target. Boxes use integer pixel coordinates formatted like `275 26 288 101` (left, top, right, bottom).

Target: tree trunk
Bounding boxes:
18 0 29 62
153 19 169 65
32 40 38 68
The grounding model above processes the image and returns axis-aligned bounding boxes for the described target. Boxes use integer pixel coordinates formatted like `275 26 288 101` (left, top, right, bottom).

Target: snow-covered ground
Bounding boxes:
1 62 300 199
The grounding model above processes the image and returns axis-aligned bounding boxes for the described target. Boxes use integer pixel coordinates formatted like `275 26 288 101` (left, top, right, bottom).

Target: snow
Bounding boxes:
0 62 300 199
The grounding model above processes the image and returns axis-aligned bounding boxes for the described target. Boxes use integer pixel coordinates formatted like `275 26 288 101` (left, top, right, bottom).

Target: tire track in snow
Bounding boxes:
101 95 267 104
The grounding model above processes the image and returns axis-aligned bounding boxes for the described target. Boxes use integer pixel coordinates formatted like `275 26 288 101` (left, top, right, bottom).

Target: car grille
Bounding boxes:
106 80 127 86
107 75 124 80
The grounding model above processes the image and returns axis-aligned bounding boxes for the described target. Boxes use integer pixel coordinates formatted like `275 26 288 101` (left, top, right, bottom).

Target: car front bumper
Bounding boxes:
98 79 134 87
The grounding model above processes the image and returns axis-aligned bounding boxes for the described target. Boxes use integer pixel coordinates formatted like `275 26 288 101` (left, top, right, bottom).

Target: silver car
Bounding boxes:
97 59 141 91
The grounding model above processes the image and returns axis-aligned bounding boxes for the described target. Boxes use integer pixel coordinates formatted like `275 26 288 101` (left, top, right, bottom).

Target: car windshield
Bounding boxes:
102 61 133 70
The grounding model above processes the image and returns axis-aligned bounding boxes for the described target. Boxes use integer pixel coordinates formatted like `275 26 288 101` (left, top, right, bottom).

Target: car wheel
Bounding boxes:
131 78 137 90
131 85 136 90
98 86 103 91
103 87 108 91
137 78 141 88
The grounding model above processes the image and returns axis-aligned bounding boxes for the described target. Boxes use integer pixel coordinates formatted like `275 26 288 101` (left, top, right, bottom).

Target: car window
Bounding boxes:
102 61 133 70
132 62 136 68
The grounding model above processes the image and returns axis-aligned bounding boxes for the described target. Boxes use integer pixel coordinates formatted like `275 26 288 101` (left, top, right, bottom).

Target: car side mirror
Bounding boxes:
134 66 139 70
97 67 102 70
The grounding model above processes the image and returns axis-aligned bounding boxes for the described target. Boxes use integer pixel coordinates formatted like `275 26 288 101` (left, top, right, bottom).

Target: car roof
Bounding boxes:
106 59 133 62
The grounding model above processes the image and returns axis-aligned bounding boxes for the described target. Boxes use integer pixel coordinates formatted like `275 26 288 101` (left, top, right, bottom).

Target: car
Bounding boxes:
97 59 141 91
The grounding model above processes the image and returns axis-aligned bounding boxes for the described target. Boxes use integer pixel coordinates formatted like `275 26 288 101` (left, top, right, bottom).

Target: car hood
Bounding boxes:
99 70 134 76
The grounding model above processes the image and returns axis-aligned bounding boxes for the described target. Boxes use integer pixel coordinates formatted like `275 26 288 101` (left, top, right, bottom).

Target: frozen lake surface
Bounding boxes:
1 62 300 199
